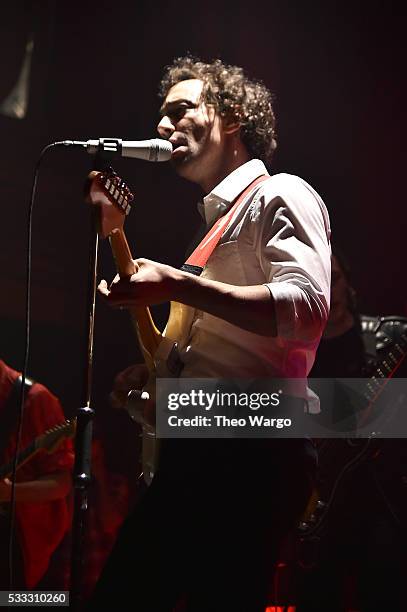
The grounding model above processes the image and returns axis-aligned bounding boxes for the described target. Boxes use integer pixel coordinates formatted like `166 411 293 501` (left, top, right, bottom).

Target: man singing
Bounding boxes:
90 56 331 612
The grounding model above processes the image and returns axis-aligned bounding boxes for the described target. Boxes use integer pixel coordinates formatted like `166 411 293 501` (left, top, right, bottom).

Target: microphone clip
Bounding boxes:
97 138 123 156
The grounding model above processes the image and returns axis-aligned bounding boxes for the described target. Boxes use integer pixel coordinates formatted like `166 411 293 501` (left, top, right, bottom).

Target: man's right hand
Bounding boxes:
110 363 149 409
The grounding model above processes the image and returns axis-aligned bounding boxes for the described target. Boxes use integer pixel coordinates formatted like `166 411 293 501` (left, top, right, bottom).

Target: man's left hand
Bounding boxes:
98 258 183 307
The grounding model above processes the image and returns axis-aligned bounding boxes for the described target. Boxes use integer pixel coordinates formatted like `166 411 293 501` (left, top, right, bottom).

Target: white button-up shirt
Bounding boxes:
180 159 331 397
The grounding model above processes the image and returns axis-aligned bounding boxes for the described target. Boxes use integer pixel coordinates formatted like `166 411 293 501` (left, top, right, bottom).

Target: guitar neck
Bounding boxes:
109 227 162 370
0 442 39 480
364 332 407 403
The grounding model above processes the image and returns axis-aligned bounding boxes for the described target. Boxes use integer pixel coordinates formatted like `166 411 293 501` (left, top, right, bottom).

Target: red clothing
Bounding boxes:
0 360 74 588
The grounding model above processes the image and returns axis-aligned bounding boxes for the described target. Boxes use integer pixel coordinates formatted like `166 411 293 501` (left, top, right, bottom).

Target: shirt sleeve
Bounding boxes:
252 173 331 343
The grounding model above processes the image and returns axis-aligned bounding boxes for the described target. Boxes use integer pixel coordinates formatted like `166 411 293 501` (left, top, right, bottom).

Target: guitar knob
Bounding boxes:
126 388 150 425
316 500 326 510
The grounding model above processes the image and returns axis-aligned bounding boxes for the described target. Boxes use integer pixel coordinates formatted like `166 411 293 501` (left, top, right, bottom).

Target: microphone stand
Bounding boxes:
69 149 112 611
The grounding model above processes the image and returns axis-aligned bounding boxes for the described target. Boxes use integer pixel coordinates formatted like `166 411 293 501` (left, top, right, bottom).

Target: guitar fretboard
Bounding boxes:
364 332 407 402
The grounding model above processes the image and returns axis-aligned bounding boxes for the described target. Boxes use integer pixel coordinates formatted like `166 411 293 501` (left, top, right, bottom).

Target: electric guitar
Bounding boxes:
299 328 407 538
85 168 190 484
0 419 76 515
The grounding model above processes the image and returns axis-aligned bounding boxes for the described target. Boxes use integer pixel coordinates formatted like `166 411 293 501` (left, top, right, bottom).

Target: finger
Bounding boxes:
109 273 122 288
98 279 110 297
108 277 135 293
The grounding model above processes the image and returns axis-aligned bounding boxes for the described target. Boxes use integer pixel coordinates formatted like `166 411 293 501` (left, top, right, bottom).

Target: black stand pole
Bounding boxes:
69 152 109 611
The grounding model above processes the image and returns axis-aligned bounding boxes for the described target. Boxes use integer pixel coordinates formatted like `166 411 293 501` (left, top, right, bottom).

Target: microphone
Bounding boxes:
58 138 173 162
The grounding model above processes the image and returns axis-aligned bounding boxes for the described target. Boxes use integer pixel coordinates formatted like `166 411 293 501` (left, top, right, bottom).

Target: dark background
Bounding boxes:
0 0 405 441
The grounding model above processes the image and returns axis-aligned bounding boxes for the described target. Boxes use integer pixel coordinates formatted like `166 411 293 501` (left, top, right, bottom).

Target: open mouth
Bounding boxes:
169 135 188 157
171 145 188 159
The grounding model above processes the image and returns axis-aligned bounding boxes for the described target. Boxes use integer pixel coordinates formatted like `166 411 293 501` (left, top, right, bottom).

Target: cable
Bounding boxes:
7 141 63 589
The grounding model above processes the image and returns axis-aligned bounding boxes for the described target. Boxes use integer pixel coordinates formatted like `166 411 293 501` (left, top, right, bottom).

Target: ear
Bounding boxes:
222 115 241 135
223 122 240 135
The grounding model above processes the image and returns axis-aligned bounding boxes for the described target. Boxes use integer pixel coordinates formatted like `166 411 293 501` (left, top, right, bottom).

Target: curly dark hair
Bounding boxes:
159 56 277 163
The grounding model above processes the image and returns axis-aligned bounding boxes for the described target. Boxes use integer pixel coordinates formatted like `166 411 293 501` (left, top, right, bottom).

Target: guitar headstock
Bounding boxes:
85 167 134 238
36 419 77 453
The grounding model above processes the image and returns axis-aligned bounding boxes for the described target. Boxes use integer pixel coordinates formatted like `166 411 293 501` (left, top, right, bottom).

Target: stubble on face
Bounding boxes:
159 79 224 188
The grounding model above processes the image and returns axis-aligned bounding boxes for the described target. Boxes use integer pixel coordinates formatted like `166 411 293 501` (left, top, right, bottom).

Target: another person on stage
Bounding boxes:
296 250 407 612
0 359 74 590
89 56 331 611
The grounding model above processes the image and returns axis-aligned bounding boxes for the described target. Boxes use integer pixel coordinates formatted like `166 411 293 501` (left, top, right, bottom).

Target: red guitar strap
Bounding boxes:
182 174 269 275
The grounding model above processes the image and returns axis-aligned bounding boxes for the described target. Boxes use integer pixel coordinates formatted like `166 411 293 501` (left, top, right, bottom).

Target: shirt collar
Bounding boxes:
199 159 269 226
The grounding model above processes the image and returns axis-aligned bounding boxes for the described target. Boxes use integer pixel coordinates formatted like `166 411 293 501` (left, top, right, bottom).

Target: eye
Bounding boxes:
169 105 188 122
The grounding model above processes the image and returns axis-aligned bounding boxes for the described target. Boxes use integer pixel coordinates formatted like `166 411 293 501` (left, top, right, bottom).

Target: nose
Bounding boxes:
157 115 175 139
